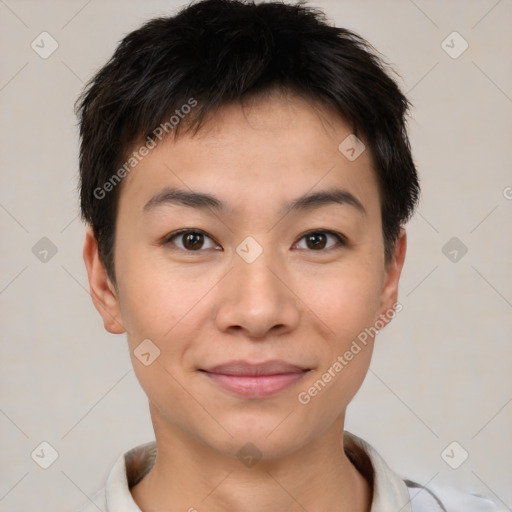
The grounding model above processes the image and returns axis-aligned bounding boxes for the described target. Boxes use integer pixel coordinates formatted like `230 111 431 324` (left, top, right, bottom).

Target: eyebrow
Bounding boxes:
143 186 366 216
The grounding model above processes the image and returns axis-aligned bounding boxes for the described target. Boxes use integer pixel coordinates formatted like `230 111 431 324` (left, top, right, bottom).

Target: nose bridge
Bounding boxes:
233 240 284 307
214 239 300 337
235 244 280 299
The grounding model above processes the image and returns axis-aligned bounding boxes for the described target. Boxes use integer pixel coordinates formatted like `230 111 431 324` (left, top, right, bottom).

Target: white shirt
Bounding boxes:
77 431 502 512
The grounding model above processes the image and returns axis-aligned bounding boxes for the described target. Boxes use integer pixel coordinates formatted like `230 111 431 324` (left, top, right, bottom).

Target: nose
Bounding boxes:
214 247 301 339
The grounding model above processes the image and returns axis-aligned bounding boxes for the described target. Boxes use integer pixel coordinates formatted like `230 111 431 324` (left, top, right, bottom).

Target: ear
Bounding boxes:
83 227 125 334
377 227 407 327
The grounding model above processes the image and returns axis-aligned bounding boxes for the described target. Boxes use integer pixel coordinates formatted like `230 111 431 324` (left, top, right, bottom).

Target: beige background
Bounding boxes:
0 0 511 510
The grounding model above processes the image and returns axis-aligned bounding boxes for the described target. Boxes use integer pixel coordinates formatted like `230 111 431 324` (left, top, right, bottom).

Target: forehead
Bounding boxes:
117 91 380 221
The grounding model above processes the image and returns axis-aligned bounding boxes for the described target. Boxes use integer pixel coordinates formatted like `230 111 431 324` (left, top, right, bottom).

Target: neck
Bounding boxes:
130 410 372 512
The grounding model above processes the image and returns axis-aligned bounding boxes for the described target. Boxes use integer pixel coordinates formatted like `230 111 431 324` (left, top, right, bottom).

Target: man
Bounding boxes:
76 1 500 510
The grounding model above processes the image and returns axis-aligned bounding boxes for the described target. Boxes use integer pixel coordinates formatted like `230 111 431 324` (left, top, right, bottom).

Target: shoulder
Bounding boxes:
406 479 506 512
75 441 156 512
75 486 106 512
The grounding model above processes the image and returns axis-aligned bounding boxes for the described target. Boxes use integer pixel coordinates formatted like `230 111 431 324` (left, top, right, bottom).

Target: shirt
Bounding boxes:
77 431 502 512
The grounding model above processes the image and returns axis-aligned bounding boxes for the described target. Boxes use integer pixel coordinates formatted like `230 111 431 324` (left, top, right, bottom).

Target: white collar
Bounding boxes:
100 431 413 511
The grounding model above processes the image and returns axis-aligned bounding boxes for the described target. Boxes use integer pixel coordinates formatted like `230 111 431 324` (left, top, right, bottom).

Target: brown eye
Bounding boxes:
182 232 204 250
295 230 346 251
305 232 327 250
166 230 219 251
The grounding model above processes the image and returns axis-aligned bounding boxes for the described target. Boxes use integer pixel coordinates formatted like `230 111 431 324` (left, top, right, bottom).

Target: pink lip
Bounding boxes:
200 360 310 398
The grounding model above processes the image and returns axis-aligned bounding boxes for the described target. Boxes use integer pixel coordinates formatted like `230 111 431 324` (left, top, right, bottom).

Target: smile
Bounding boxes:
201 371 310 398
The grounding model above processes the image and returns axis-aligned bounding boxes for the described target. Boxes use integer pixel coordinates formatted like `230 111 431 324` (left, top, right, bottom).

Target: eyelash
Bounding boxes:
162 228 347 253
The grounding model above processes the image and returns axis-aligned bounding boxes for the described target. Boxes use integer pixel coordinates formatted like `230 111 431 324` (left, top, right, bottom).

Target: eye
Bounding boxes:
294 230 347 251
163 229 346 252
164 229 221 251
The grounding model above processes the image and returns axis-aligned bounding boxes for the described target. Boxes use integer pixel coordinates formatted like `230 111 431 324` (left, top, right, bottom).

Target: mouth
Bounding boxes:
198 360 311 399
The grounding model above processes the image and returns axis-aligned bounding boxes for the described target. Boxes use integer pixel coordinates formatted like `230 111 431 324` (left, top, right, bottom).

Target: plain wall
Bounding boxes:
0 0 511 510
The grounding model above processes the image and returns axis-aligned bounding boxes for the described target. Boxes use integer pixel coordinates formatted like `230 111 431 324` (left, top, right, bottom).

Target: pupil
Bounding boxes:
185 233 202 250
307 233 326 250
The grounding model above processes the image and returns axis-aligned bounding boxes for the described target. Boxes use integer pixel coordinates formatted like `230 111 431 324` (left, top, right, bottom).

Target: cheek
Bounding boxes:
115 247 214 340
114 258 207 415
295 271 379 426
301 261 383 344
295 261 382 406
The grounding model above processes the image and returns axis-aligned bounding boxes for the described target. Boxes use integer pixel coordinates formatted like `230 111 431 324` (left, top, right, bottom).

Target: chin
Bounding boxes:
205 415 311 461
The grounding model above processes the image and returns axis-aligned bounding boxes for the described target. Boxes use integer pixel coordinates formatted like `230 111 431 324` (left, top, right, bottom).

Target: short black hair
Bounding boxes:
76 0 420 281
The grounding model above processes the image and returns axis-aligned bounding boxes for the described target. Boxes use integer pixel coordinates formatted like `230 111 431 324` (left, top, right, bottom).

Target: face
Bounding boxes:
84 91 406 460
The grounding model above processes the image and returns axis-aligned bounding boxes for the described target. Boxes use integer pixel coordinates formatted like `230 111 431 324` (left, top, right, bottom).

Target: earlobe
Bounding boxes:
378 228 407 326
83 227 125 334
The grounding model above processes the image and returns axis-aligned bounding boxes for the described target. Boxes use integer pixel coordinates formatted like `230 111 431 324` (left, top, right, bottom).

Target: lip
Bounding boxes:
199 360 311 398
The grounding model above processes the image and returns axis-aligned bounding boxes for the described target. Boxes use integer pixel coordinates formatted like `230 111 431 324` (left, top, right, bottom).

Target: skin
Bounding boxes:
84 89 407 512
